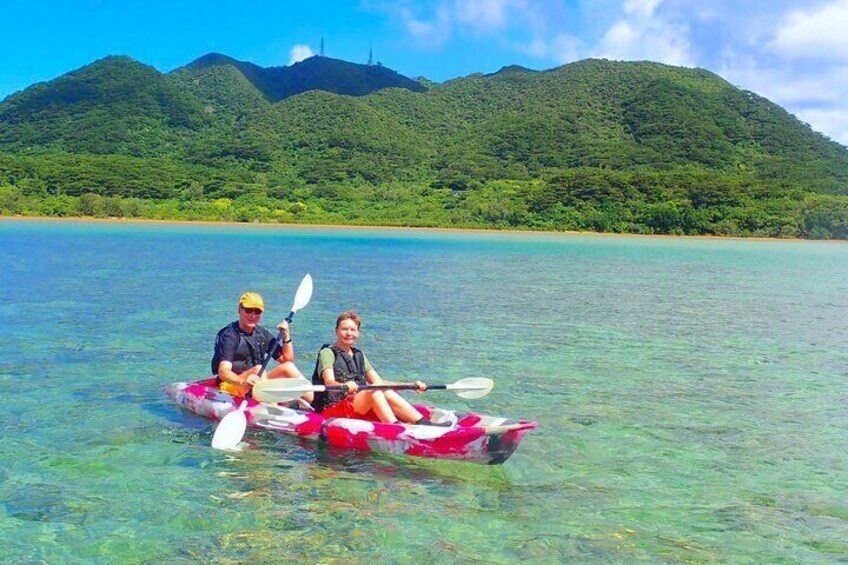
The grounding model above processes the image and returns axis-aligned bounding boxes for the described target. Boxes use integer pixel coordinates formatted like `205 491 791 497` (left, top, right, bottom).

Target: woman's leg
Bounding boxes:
383 390 424 423
353 390 397 423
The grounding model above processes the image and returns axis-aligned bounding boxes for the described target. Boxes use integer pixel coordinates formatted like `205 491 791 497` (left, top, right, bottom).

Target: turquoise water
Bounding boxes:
1 219 847 563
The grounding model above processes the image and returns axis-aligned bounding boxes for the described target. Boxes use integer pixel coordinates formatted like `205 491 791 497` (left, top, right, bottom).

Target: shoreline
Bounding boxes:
1 213 842 244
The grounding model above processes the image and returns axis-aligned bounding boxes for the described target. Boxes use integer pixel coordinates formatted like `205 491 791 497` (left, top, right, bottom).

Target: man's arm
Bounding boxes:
217 360 260 387
274 321 295 364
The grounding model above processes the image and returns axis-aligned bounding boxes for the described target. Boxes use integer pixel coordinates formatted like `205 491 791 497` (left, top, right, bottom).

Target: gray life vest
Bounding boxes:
310 344 367 412
211 322 273 379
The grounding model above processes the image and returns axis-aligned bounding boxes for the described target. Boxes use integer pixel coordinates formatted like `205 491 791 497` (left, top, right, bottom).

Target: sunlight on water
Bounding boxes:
1 220 847 563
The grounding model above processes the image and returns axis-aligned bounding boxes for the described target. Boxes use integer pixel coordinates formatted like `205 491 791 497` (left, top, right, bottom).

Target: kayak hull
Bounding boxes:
164 379 536 465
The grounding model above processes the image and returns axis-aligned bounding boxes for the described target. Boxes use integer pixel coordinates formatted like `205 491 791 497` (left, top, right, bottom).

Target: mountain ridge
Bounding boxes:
177 53 428 102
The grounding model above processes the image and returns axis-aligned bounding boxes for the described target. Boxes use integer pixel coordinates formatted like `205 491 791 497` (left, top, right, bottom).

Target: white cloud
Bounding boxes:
288 45 314 65
594 2 694 66
455 0 520 29
624 0 663 16
767 0 848 61
517 37 548 58
404 11 437 38
517 33 582 63
398 4 452 45
395 0 529 44
722 60 815 105
603 21 638 49
550 34 583 64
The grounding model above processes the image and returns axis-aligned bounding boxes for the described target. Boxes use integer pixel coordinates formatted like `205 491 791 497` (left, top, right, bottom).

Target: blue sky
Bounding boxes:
3 0 848 145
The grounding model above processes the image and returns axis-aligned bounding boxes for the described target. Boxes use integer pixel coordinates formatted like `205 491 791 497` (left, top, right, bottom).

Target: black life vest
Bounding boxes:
211 322 274 381
310 344 367 412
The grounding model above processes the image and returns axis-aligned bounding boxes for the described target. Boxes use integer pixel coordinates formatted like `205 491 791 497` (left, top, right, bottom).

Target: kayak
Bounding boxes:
164 378 537 464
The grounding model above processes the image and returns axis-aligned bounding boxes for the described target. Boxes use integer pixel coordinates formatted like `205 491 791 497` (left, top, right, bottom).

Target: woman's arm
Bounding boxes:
365 368 382 385
320 366 337 385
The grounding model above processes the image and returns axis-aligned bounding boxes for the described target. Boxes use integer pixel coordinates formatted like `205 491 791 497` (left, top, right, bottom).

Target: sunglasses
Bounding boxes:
241 307 263 315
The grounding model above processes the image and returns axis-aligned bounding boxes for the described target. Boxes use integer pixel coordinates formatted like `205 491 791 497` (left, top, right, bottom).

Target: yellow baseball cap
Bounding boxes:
238 292 264 311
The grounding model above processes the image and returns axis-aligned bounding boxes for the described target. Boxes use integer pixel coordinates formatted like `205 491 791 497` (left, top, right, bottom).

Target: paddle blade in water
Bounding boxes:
211 401 248 450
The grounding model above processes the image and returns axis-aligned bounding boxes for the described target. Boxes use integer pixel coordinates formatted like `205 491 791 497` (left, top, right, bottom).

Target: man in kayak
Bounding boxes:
212 292 312 403
311 310 447 425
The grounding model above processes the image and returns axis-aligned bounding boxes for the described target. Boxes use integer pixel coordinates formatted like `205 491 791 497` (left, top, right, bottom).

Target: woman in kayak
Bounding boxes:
311 311 446 425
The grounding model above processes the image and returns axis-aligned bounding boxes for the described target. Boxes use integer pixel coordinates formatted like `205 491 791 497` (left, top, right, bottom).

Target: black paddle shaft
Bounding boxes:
246 329 285 400
248 307 299 398
258 308 298 375
323 383 448 392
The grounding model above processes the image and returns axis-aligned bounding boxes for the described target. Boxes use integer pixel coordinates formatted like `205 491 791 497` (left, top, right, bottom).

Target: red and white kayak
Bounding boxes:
164 378 537 464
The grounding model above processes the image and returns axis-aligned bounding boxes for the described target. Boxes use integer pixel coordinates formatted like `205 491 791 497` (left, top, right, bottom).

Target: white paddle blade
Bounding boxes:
252 377 319 404
449 377 494 400
290 274 313 314
211 401 248 450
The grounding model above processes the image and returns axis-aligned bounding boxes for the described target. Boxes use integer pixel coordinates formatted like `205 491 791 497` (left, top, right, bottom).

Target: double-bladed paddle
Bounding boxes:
252 376 494 404
211 273 314 450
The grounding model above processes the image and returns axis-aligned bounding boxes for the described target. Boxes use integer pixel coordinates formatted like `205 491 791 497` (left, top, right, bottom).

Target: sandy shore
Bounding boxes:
1 213 842 243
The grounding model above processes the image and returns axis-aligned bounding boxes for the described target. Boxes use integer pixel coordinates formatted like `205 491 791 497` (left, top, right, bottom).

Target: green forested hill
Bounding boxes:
0 56 209 156
169 59 271 124
1 54 847 238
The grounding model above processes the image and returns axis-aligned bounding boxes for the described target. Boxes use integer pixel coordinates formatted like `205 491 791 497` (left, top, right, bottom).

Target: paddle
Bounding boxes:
211 274 314 450
252 376 494 404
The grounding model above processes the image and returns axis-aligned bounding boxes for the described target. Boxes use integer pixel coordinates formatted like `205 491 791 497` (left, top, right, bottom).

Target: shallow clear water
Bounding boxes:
1 219 847 563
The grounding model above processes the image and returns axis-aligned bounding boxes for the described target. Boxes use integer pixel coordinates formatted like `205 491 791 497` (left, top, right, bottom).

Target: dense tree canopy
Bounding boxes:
1 55 847 238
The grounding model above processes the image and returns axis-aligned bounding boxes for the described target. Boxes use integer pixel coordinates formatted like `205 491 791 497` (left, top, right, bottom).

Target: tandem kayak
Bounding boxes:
164 378 537 464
